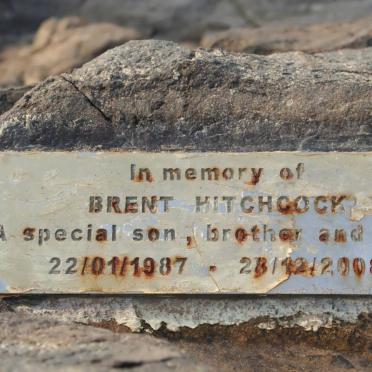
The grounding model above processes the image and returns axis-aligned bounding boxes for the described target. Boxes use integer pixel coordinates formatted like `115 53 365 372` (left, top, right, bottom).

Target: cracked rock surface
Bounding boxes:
0 311 208 372
0 40 371 151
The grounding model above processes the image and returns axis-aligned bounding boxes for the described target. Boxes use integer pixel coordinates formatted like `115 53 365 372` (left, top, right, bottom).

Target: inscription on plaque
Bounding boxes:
0 152 371 294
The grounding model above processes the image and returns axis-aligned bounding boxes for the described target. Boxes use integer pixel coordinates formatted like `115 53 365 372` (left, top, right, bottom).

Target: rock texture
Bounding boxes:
201 16 372 53
2 299 372 371
0 85 31 115
0 40 370 151
4 295 372 333
0 311 207 371
0 16 141 86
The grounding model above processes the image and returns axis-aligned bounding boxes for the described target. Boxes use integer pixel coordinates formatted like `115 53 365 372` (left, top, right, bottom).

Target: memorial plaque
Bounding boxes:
0 151 371 294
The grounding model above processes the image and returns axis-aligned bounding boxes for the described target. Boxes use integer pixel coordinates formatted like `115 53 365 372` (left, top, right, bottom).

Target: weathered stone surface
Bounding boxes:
0 311 208 371
0 85 32 115
0 40 370 151
2 297 372 371
0 16 141 86
201 16 372 53
4 295 372 333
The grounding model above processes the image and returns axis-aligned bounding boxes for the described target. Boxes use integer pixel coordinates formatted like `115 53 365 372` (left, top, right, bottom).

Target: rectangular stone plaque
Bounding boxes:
0 151 371 294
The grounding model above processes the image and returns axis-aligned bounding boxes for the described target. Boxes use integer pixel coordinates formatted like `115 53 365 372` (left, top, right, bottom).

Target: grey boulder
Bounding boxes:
0 40 370 151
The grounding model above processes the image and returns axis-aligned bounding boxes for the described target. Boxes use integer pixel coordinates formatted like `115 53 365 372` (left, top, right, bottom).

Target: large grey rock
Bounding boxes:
0 311 207 371
0 40 370 151
0 85 32 115
201 15 372 54
0 16 142 86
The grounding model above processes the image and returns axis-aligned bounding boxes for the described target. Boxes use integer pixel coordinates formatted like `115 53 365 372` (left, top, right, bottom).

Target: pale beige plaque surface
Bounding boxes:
0 151 371 294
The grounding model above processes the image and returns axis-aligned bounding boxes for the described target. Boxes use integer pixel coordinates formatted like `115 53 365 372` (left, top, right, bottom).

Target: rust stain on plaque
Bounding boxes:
0 151 371 294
